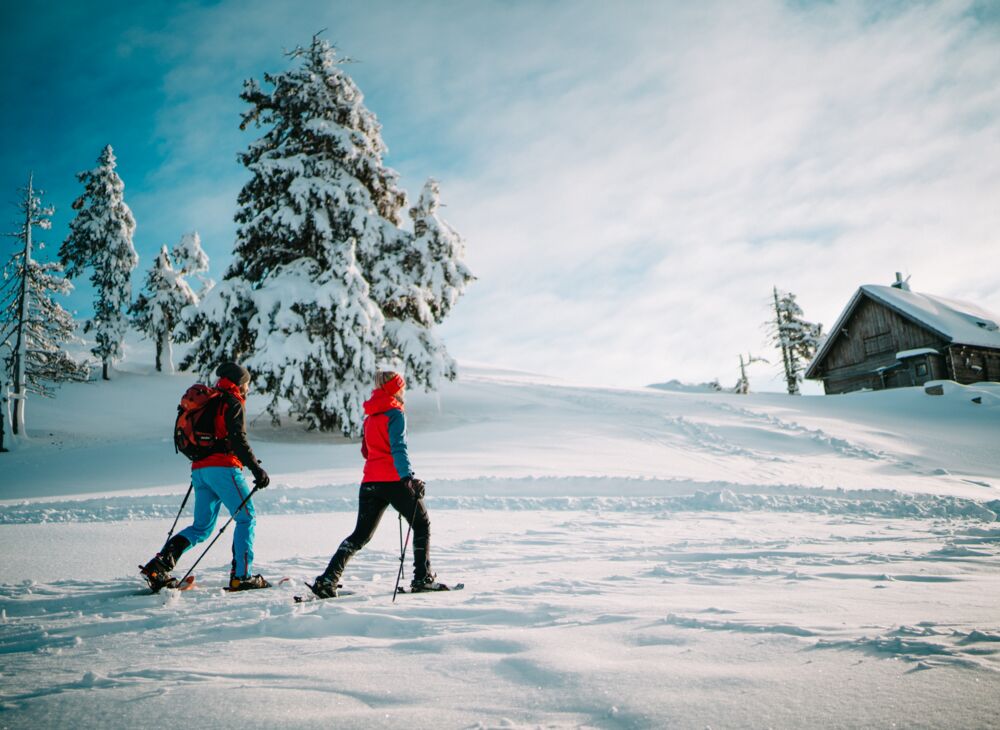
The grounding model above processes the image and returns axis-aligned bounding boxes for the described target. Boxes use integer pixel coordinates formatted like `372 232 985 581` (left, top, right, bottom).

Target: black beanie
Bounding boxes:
216 362 250 386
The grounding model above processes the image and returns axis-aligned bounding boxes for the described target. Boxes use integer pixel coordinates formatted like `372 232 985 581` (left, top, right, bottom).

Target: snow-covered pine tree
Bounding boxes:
172 230 209 276
1 175 89 438
172 231 213 297
768 287 823 395
59 145 138 380
130 244 198 372
370 179 475 389
409 180 475 323
181 35 396 435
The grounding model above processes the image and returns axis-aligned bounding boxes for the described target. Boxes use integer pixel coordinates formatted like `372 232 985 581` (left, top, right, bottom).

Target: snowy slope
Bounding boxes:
2 364 1000 728
4 361 999 502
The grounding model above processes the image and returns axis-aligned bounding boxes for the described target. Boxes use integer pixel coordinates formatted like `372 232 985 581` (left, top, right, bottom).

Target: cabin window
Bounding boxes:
863 332 894 356
915 362 928 378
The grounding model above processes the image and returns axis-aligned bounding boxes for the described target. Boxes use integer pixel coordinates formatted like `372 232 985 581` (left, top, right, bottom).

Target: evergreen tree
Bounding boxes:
130 244 198 372
374 179 475 389
768 287 823 395
181 35 396 435
409 179 475 323
1 175 89 439
60 145 138 380
172 231 213 297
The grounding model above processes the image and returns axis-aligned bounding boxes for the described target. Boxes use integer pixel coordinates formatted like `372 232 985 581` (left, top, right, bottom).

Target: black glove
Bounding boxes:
252 467 270 490
407 476 426 499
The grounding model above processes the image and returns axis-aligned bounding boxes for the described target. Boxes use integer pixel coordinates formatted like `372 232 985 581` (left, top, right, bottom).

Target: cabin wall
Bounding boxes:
885 353 946 389
815 298 947 393
823 298 943 371
946 346 1000 385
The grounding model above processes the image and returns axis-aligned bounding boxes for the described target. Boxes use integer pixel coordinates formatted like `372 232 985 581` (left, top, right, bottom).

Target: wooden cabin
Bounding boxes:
805 279 1000 394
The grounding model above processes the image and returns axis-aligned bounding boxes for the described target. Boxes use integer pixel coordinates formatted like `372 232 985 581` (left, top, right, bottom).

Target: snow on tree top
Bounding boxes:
173 232 209 276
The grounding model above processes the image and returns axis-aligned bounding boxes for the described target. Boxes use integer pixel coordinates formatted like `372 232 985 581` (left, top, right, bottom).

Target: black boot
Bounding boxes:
309 575 339 599
304 537 361 599
139 536 190 593
309 541 357 599
140 554 178 592
409 573 448 592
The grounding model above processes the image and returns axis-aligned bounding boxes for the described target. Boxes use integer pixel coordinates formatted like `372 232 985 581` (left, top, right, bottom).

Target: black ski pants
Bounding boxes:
322 480 431 583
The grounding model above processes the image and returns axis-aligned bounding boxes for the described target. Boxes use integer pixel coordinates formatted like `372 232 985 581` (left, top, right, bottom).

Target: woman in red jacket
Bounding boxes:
310 371 441 598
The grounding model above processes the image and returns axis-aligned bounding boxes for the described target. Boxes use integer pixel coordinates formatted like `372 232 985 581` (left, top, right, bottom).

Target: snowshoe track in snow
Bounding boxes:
3 506 1000 725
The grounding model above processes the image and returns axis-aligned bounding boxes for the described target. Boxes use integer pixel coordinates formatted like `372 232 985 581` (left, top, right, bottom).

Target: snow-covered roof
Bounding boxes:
895 347 939 360
864 285 1000 346
806 285 1000 378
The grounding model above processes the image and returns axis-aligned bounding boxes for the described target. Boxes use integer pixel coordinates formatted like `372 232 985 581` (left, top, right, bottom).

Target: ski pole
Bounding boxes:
178 486 258 585
165 481 194 543
392 500 420 603
398 513 405 583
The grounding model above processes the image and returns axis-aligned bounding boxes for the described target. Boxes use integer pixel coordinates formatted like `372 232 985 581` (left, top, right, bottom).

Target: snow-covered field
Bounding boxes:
2 362 1000 728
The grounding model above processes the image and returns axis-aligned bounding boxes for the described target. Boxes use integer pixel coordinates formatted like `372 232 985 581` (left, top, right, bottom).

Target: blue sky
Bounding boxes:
3 1 999 391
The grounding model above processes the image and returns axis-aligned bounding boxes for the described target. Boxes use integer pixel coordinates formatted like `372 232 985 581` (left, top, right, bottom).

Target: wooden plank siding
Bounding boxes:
946 345 1000 384
815 297 948 393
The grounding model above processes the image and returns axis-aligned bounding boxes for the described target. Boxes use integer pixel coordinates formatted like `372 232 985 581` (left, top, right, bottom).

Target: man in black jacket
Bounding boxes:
140 362 270 592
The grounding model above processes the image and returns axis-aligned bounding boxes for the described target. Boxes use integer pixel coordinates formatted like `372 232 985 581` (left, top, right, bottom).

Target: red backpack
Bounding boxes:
174 384 226 461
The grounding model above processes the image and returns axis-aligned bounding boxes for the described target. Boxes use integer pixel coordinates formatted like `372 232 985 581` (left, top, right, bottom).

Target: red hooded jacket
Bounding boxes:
361 386 413 483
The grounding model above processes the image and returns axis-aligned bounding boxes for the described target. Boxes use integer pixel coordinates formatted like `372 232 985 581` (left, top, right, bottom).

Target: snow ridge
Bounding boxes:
2 477 997 525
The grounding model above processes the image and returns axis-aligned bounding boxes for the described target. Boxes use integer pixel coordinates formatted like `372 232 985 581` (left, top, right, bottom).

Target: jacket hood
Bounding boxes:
364 388 404 416
216 377 245 403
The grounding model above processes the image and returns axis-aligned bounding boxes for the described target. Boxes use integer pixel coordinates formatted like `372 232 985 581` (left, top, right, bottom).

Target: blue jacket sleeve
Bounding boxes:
386 409 412 479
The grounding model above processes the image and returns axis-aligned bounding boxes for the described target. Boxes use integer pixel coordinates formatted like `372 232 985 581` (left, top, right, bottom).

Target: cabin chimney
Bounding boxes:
892 272 910 291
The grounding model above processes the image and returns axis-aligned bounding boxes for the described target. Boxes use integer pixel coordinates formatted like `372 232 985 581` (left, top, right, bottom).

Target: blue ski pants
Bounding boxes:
177 467 256 578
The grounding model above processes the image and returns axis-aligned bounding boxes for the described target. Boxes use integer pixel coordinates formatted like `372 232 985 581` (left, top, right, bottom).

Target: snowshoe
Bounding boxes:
294 587 353 603
408 574 451 593
397 581 463 594
227 574 271 591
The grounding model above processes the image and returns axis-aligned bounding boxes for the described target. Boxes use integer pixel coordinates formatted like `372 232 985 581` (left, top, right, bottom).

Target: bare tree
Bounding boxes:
1 174 88 441
734 353 768 395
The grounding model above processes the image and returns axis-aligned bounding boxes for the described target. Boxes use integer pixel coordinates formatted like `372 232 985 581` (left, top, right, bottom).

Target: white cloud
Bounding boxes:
132 0 1000 390
412 1 1000 389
